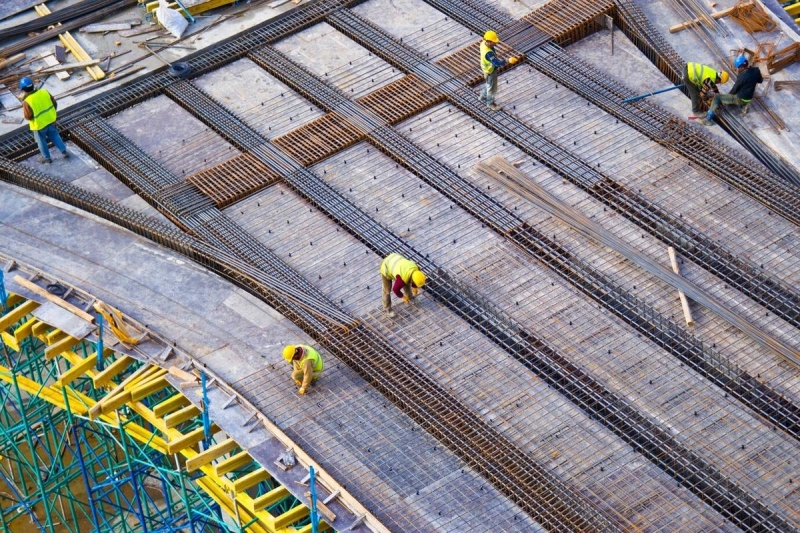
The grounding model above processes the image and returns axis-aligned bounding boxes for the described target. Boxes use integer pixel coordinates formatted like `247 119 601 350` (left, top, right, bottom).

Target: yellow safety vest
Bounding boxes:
24 89 57 131
297 345 323 374
686 63 716 88
480 41 495 75
381 253 419 284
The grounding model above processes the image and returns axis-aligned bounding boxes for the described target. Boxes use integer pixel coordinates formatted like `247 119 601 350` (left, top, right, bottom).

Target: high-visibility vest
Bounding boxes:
480 41 495 75
686 63 716 88
381 253 419 284
24 89 57 131
298 345 323 374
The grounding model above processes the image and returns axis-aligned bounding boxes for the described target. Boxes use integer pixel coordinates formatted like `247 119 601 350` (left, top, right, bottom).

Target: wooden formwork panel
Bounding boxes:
272 112 363 167
522 0 615 45
186 153 280 208
357 74 443 123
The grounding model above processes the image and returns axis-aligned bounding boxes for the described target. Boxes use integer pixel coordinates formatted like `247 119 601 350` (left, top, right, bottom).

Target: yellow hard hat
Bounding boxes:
412 270 426 288
283 345 296 363
718 71 729 84
483 30 499 43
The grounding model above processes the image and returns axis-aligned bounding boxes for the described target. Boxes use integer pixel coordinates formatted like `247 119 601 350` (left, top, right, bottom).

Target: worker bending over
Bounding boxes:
480 30 520 111
683 62 728 116
20 77 70 164
283 344 323 396
380 253 426 318
701 54 763 125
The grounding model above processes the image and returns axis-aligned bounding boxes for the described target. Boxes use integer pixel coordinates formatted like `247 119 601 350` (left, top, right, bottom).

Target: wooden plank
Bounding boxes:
0 300 39 331
214 450 252 476
667 247 694 327
57 354 101 387
92 355 134 387
167 424 217 454
669 1 752 33
13 276 94 323
164 403 201 428
36 60 101 74
186 437 237 472
39 52 71 81
153 393 191 417
0 53 26 70
44 333 80 359
232 469 271 492
34 4 105 80
80 22 132 33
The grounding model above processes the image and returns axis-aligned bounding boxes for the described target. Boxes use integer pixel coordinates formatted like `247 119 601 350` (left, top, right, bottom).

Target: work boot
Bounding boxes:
385 309 396 318
38 156 51 164
62 150 70 159
705 110 715 121
487 103 501 111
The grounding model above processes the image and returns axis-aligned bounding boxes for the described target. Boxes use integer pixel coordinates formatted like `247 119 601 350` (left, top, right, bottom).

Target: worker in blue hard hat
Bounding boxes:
699 54 763 126
479 30 522 111
19 77 70 164
283 345 323 396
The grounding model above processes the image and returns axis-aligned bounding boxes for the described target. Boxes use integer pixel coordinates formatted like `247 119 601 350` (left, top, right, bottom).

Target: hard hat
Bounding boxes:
483 30 499 43
282 345 296 363
411 270 426 288
718 71 729 84
19 77 33 91
734 54 748 69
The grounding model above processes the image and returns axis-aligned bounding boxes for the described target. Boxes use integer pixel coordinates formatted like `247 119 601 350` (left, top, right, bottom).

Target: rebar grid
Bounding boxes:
399 102 800 409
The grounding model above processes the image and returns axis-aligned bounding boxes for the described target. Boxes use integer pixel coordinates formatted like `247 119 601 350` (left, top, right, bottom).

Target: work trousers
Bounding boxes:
33 123 66 161
291 368 321 387
481 70 498 105
709 93 745 114
382 275 412 312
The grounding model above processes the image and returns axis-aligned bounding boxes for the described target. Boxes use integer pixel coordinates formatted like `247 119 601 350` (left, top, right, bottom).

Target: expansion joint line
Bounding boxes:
162 77 796 533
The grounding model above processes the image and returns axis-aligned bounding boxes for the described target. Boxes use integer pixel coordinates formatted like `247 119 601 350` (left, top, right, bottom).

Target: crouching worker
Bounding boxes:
283 344 323 396
701 54 763 125
380 253 426 318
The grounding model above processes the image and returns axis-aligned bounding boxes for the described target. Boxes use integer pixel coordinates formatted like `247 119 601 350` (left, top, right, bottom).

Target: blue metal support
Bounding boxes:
621 84 684 103
0 270 8 313
309 466 320 533
201 371 211 448
96 315 105 371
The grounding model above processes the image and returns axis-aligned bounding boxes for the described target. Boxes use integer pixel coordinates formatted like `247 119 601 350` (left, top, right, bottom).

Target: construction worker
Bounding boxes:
480 30 521 111
19 77 69 164
380 253 426 318
283 345 323 396
683 62 728 116
700 54 763 125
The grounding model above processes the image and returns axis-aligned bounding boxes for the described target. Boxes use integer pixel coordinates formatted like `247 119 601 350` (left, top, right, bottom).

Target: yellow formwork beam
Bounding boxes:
130 375 169 401
144 0 237 17
167 423 218 455
215 450 252 476
274 502 309 529
45 333 80 359
93 355 135 387
34 4 105 80
251 486 290 513
57 354 101 387
44 329 67 346
5 293 24 308
31 320 49 339
186 437 238 472
196 477 271 533
0 300 39 331
165 403 201 428
154 394 191 417
15 316 37 342
233 469 271 493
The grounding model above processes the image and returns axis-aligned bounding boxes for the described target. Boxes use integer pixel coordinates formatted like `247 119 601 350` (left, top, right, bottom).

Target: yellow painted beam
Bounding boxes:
130 375 170 401
251 486 290 513
196 477 271 533
56 354 100 387
5 293 24 308
0 300 39 331
153 393 191 418
786 3 800 15
93 355 135 387
215 450 253 476
233 469 271 493
31 320 49 339
274 501 309 529
45 333 80 359
145 0 237 16
164 403 201 428
167 423 218 455
1 332 19 352
45 329 67 346
186 437 238 472
34 4 105 80
90 390 132 419
14 317 37 343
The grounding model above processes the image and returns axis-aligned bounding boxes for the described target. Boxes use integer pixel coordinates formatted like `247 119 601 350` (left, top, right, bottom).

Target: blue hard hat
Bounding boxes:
19 77 33 90
734 54 748 69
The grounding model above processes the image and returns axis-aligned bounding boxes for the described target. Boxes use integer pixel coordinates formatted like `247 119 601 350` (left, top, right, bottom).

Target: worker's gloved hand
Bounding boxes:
402 295 411 304
295 380 302 387
412 287 419 297
508 56 519 65
298 387 306 396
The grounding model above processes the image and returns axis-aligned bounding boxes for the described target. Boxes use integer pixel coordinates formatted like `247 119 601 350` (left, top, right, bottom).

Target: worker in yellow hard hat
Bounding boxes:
283 345 323 396
479 30 522 111
380 253 426 318
683 62 729 116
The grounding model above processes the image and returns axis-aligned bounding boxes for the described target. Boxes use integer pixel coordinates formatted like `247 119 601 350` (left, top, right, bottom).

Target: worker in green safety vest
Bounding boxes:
479 30 521 111
683 63 728 116
380 253 426 318
283 345 323 396
20 77 70 164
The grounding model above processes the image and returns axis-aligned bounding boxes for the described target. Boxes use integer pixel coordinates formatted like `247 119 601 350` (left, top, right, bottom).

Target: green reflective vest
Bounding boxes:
480 41 495 75
381 253 418 284
24 89 57 131
686 63 716 88
298 345 323 374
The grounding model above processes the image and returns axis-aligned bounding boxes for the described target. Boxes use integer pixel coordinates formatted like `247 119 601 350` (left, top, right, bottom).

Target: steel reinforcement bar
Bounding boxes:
57 112 610 530
162 80 797 533
247 44 800 444
0 156 611 531
610 0 800 187
323 8 800 332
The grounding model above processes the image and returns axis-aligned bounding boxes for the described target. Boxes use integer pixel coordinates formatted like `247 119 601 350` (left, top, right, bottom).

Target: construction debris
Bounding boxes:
728 0 777 33
669 0 753 33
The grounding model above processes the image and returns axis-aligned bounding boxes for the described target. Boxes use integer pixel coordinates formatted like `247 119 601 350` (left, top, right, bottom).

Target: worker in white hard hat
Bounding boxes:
479 30 522 111
380 253 426 318
283 345 323 396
